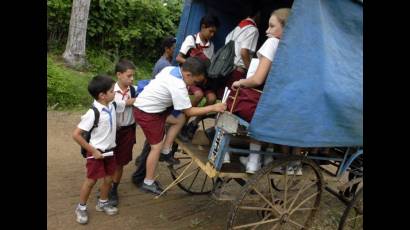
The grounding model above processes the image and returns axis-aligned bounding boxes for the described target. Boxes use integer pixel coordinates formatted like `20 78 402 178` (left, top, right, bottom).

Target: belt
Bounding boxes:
97 147 115 153
118 123 136 130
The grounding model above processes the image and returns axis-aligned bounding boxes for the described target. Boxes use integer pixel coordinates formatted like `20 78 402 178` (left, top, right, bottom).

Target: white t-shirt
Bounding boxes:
113 83 135 127
257 37 280 62
225 20 259 68
179 33 214 59
78 100 125 151
133 66 192 113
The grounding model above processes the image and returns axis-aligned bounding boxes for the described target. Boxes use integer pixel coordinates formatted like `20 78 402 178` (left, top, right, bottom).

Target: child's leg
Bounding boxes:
164 113 186 150
145 141 164 181
111 166 123 194
205 91 217 106
191 90 204 107
79 178 97 204
99 176 113 201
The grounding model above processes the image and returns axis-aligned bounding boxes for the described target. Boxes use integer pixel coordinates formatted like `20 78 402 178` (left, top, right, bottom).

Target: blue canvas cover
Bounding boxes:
249 0 363 147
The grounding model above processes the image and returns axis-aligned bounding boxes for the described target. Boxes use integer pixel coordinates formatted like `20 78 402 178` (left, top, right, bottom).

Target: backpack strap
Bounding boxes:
129 85 136 98
112 101 117 110
89 106 100 133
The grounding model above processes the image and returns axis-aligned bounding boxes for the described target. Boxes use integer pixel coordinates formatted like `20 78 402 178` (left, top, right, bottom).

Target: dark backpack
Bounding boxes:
130 85 136 98
80 102 117 158
207 26 255 79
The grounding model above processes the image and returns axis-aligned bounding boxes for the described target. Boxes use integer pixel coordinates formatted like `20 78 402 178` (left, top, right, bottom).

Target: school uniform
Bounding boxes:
77 100 125 179
113 83 137 167
224 18 259 88
133 66 191 145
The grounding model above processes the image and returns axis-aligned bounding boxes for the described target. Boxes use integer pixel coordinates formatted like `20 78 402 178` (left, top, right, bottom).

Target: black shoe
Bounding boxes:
159 153 180 165
140 181 164 196
108 189 119 207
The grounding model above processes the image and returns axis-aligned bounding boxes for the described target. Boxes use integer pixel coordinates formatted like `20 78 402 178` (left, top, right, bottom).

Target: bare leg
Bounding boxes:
164 113 186 149
145 141 163 180
79 178 97 204
112 166 123 184
99 176 113 200
191 91 204 107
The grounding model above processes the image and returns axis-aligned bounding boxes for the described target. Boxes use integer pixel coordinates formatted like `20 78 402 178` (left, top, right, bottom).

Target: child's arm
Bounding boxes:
72 128 103 159
125 98 135 106
240 48 252 70
232 55 272 90
176 53 186 65
183 102 226 117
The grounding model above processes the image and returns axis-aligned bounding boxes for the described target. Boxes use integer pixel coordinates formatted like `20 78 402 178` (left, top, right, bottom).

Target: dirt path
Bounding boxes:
47 111 347 229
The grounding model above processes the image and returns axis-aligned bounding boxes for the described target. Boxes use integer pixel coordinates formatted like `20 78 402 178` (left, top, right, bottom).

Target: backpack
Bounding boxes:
136 79 151 96
80 102 117 158
130 85 137 98
207 26 255 79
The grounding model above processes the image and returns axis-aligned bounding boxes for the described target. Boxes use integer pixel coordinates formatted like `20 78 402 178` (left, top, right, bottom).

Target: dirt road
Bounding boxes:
47 111 346 230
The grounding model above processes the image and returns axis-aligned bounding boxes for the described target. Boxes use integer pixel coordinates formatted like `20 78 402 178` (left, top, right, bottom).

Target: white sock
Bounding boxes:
161 148 171 155
99 199 108 203
144 179 154 185
78 203 87 210
249 143 261 163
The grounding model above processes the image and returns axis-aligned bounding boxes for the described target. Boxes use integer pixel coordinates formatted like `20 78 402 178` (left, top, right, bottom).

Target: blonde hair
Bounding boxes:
271 8 291 27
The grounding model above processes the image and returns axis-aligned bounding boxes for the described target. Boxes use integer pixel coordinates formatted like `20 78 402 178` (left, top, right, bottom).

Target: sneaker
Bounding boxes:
140 181 164 196
223 153 231 164
95 201 118 215
108 189 119 207
159 153 180 165
286 166 294 175
75 206 88 224
293 165 303 176
246 161 261 174
272 166 284 174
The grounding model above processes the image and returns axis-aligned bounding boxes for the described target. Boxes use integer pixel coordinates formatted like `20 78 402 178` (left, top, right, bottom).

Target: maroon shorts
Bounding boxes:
188 85 215 97
133 107 170 145
225 69 246 89
114 124 136 166
85 153 117 180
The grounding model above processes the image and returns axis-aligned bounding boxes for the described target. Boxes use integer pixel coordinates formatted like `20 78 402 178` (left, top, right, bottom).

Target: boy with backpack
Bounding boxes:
72 75 126 224
109 59 137 206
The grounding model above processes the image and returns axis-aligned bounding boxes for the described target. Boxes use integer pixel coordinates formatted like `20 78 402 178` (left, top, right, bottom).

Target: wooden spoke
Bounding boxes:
253 187 282 215
287 180 317 212
289 191 320 216
233 216 279 229
188 168 200 190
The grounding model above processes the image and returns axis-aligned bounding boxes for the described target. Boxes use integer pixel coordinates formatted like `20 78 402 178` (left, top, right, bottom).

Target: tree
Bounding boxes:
62 0 91 68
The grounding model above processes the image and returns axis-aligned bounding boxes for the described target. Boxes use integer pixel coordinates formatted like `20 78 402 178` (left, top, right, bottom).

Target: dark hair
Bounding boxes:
199 14 220 29
88 75 115 99
182 57 207 76
161 36 176 50
115 59 136 73
249 3 261 18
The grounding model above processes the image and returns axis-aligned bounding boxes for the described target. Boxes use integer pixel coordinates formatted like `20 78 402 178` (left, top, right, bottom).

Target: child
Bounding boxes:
72 75 126 224
152 36 176 78
229 8 292 174
110 60 137 206
176 14 220 107
133 57 226 195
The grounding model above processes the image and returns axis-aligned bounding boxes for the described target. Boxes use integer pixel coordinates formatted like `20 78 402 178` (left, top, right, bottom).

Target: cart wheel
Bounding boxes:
338 187 363 230
168 150 215 195
227 155 323 229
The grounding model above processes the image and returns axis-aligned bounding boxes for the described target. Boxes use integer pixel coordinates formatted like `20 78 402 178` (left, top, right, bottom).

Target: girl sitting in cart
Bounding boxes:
226 8 302 174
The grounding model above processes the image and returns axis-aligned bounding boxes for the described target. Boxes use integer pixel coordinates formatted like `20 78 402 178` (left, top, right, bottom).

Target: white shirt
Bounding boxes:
225 19 259 68
179 33 214 59
77 100 125 151
113 83 136 127
134 66 192 113
257 37 280 62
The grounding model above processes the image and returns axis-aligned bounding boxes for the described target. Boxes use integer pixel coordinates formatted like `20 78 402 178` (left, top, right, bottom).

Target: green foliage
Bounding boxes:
47 0 184 62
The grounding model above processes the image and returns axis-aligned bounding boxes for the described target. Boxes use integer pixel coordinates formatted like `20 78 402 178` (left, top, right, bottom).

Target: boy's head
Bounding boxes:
161 36 176 58
88 75 115 103
115 59 136 87
266 8 291 39
181 57 206 86
199 14 220 41
249 4 261 25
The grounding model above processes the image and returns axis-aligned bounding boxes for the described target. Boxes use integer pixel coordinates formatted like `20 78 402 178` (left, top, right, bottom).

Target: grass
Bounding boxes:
47 50 153 111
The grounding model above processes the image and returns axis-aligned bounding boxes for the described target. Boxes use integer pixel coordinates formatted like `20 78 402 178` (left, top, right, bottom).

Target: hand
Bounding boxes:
92 149 103 160
126 98 136 106
213 103 227 113
231 80 242 90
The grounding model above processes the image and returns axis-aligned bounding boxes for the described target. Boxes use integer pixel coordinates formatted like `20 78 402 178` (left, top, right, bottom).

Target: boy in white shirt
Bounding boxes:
72 75 126 224
110 60 137 206
133 57 226 195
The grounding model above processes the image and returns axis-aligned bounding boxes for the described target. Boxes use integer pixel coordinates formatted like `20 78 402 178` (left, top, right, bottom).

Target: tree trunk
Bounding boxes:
62 0 91 68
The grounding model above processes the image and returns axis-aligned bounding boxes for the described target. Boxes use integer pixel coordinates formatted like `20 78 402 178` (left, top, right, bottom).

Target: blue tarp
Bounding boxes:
249 0 363 147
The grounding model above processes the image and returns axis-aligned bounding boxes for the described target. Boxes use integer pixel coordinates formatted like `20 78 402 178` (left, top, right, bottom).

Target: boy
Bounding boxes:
133 57 226 195
72 75 126 224
176 14 220 107
152 36 176 78
110 60 137 206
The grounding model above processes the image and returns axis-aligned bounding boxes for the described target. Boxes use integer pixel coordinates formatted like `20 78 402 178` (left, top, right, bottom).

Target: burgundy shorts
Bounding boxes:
133 107 170 145
114 124 136 166
86 153 117 180
225 69 246 89
188 85 215 97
